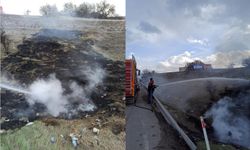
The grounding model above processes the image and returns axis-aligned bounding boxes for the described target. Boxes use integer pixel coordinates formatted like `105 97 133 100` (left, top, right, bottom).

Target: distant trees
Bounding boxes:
62 2 76 16
40 4 59 16
242 58 250 68
25 10 31 15
96 1 115 19
40 1 116 19
75 3 95 18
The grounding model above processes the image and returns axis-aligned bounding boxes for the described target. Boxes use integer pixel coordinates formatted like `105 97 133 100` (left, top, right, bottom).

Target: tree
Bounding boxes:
242 58 250 68
63 2 76 16
75 3 95 18
96 1 115 19
40 4 59 16
25 10 31 15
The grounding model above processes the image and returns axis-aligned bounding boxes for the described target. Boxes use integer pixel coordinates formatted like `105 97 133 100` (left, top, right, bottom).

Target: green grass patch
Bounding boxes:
0 121 75 150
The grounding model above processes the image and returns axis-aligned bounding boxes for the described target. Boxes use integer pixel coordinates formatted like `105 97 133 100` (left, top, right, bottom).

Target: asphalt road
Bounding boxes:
125 88 188 150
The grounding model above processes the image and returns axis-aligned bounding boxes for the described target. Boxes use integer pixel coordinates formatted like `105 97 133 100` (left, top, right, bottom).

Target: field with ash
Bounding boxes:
0 15 125 149
142 70 250 149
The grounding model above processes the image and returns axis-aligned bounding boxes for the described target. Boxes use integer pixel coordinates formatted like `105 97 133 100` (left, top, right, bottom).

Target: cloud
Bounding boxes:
137 21 161 34
127 0 250 44
157 50 250 72
127 27 164 44
199 4 226 20
160 51 194 67
127 0 250 72
187 37 208 45
158 51 200 72
215 25 250 52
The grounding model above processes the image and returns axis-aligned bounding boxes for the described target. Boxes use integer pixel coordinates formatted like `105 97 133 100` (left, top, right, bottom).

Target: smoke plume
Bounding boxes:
27 74 69 116
205 94 250 148
1 67 105 117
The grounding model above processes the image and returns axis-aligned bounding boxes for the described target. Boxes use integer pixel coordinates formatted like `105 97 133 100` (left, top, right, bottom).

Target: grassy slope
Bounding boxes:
1 14 125 150
1 116 125 150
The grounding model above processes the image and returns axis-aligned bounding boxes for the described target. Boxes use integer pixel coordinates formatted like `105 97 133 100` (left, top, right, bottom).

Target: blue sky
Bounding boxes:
126 0 250 72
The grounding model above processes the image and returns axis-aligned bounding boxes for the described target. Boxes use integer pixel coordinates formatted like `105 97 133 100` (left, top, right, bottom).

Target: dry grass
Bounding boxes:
1 115 125 150
1 14 125 150
1 15 125 61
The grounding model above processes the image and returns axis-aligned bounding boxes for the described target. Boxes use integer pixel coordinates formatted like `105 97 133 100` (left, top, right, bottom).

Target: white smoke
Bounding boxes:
1 67 105 117
84 67 106 91
205 96 250 148
27 74 69 117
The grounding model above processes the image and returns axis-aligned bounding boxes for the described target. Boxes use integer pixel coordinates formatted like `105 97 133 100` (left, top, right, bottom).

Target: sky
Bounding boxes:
0 0 125 16
126 0 250 72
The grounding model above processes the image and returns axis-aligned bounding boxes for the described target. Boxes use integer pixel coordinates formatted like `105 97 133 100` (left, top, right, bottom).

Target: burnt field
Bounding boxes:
0 15 125 149
143 70 250 149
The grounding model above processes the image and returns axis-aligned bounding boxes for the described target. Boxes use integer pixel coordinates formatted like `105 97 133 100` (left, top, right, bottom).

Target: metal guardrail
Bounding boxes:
141 83 197 150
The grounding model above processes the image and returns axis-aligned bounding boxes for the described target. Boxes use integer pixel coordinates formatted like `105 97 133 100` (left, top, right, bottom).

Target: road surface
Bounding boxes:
126 88 188 150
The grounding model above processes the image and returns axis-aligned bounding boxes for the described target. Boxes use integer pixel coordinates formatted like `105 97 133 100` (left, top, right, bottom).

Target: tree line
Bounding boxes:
40 1 121 19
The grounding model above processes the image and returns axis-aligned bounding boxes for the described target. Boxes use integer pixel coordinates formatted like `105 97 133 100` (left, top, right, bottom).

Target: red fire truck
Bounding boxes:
125 55 140 104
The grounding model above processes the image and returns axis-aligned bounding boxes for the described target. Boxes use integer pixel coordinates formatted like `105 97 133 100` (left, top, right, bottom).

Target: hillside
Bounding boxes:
0 14 125 150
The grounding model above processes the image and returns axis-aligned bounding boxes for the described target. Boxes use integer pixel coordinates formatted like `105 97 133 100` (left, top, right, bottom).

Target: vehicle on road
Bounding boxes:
125 55 140 104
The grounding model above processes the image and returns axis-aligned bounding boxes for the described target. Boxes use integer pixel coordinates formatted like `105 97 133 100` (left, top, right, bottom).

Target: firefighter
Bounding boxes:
147 78 155 104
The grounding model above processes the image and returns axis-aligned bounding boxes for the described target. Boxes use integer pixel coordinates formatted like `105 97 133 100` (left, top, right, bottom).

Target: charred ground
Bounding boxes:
143 69 250 149
1 15 125 150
